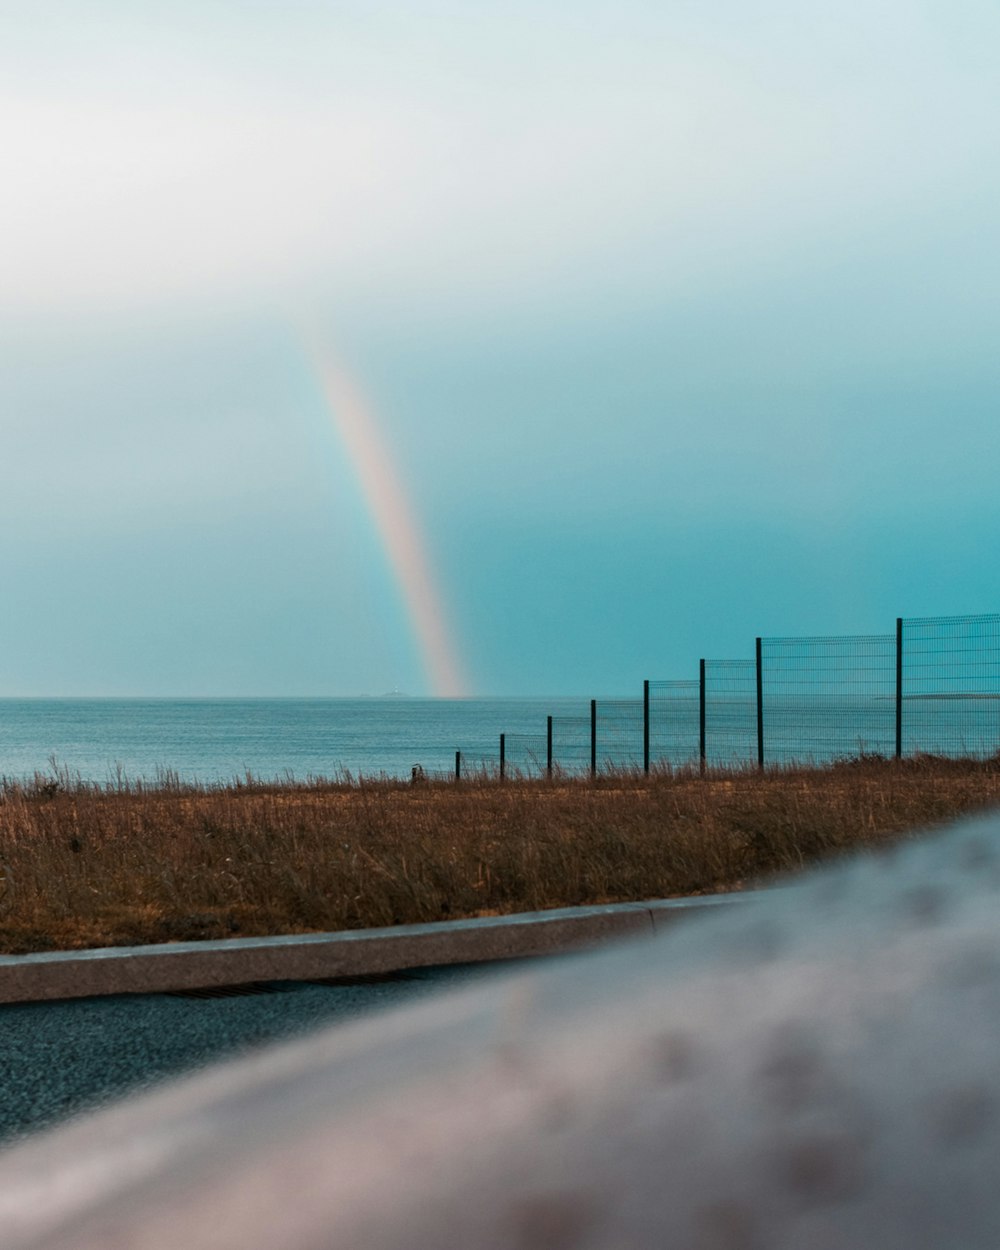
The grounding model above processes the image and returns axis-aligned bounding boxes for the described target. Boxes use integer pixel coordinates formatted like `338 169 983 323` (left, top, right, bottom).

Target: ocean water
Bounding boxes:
0 698 591 786
0 695 996 788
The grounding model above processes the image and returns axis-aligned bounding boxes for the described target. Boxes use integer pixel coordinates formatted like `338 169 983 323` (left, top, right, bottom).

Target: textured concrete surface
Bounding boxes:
0 894 745 1004
4 812 999 1248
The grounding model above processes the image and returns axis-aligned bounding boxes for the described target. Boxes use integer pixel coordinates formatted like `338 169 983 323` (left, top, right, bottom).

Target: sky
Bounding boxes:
3 0 1000 698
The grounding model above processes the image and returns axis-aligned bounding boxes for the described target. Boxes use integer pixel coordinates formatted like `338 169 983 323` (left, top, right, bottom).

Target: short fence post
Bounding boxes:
455 750 461 781
547 715 553 778
756 637 764 771
643 680 650 775
699 658 707 775
895 617 903 760
590 699 597 778
499 733 506 781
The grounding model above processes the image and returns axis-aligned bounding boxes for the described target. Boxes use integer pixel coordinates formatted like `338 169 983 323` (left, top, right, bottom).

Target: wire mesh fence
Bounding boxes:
454 750 498 781
647 680 700 769
501 732 548 778
703 660 758 768
594 699 644 772
900 614 1000 757
467 613 1000 780
760 634 896 765
550 715 592 775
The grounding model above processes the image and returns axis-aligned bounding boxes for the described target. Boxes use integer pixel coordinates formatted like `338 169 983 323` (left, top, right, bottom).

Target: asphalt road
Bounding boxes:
0 961 522 1148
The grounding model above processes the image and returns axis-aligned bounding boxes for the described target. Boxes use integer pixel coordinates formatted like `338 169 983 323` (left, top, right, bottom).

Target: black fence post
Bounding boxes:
499 733 506 781
699 658 706 775
455 750 461 781
756 637 764 771
590 698 597 777
643 680 650 775
547 715 553 778
895 617 903 760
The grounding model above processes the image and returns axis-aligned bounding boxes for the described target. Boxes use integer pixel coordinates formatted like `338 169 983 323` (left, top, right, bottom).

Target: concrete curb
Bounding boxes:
0 894 754 1005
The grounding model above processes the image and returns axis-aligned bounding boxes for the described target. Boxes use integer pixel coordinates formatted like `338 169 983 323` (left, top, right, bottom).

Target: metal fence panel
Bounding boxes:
901 614 1000 757
647 680 700 769
455 750 498 780
703 660 757 768
502 733 548 778
760 634 896 765
550 715 591 776
594 699 644 772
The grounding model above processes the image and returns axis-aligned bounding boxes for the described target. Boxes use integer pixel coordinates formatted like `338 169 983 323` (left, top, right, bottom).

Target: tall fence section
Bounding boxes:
454 613 1000 779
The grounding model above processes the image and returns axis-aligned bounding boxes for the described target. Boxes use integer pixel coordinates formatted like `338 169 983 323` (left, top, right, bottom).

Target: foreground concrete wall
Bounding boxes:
3 811 1000 1249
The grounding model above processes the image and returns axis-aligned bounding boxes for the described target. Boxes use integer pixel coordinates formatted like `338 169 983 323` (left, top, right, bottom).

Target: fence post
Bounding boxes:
590 699 597 778
547 715 553 778
455 750 461 781
699 658 706 775
756 637 764 771
643 680 650 775
895 617 903 760
499 733 505 781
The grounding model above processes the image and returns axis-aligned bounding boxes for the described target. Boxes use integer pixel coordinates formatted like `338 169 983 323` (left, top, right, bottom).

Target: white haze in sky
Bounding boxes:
3 1 1000 695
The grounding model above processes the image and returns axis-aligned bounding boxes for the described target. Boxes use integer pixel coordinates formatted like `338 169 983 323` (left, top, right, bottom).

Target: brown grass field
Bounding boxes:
0 755 998 954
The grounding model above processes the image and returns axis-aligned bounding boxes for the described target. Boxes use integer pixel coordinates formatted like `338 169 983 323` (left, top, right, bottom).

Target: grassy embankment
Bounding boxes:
0 755 998 954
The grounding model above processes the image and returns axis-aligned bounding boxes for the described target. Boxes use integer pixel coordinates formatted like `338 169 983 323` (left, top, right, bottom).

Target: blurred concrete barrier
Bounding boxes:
3 812 1000 1248
0 894 746 1004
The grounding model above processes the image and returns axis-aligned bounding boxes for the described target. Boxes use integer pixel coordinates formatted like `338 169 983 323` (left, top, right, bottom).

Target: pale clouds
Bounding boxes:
4 1 999 326
4 2 1000 695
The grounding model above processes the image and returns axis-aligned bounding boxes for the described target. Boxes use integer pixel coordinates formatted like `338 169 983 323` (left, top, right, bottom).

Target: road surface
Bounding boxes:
0 960 523 1147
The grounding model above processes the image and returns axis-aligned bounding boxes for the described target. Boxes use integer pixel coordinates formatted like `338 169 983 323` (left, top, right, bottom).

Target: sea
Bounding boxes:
0 695 996 788
0 698 592 786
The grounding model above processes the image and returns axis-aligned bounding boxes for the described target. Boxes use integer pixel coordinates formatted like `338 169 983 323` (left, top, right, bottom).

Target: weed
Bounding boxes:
0 757 997 952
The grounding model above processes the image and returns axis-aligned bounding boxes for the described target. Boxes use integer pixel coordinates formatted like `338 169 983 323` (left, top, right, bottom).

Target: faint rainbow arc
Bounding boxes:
303 335 468 698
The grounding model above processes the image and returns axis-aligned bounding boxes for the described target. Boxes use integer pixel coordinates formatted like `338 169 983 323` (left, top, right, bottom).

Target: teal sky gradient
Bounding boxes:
3 1 999 695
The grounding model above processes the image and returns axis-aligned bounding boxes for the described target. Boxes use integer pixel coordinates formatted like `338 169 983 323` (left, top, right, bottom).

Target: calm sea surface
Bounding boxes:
1 695 996 787
0 699 591 785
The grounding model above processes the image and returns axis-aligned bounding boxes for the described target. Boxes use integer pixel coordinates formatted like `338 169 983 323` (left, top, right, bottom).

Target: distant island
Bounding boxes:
902 692 1000 700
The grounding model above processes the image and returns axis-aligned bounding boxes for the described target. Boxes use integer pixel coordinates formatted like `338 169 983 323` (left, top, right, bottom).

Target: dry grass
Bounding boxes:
0 755 998 954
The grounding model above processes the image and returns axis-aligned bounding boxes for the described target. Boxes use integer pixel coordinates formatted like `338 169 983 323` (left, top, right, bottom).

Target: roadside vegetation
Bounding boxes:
0 755 998 953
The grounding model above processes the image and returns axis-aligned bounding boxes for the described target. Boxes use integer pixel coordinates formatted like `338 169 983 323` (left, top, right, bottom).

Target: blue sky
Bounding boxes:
3 1 999 696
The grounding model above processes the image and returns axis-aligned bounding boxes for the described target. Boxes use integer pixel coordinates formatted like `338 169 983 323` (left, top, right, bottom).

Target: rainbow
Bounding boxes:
303 331 468 698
